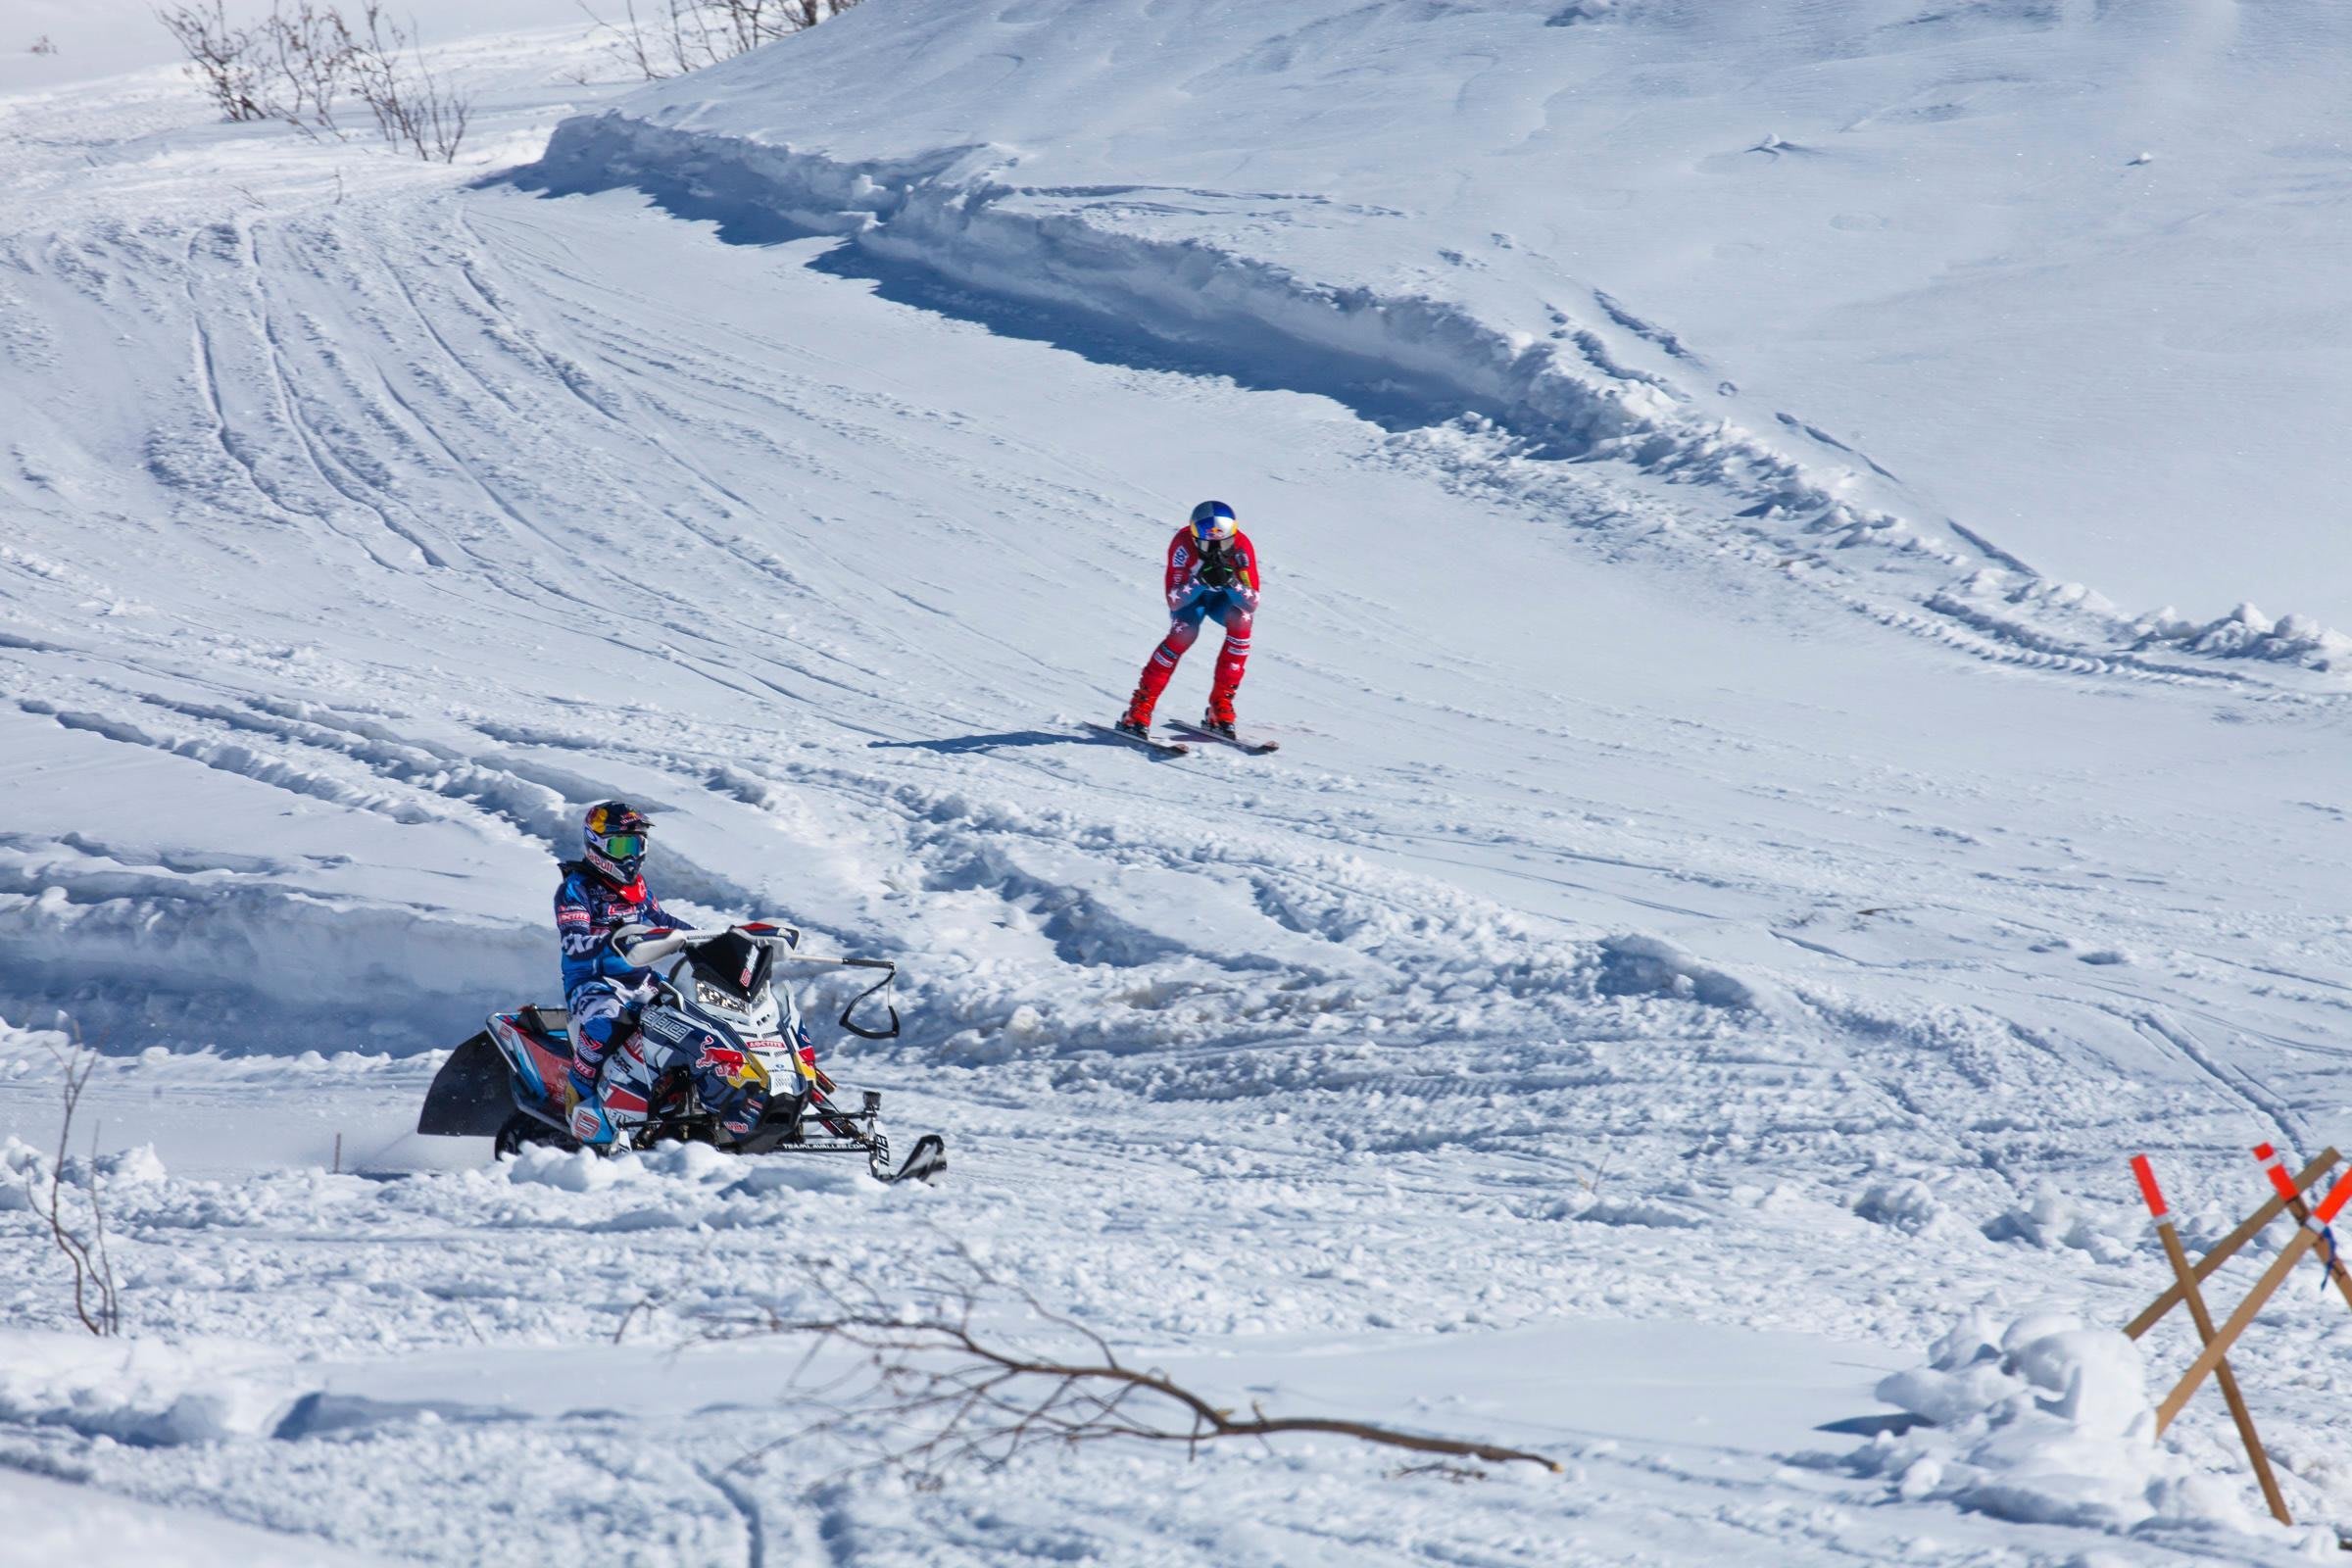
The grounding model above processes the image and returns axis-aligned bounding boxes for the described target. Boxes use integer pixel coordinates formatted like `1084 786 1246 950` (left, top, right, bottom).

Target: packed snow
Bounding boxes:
7 2 2352 1564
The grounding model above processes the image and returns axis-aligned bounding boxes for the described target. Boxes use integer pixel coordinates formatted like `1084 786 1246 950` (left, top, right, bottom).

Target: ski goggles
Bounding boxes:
596 832 647 859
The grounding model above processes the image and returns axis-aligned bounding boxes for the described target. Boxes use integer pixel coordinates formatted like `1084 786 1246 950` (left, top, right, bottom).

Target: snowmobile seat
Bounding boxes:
520 1004 570 1040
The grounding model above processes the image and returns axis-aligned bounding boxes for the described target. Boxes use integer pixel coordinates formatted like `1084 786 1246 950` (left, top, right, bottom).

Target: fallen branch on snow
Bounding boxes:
695 1244 1558 1485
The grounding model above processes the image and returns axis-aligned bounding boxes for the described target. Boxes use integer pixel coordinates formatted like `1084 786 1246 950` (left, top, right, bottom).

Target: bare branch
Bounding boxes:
697 1249 1558 1486
24 1025 122 1337
581 0 860 81
156 2 268 122
156 1 468 160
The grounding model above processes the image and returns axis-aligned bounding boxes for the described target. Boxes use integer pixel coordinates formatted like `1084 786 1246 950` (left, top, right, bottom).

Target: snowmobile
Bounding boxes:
418 921 946 1184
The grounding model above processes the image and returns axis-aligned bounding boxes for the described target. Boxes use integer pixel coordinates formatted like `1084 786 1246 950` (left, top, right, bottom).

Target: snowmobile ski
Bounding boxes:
1083 720 1188 757
1168 720 1280 755
882 1132 949 1185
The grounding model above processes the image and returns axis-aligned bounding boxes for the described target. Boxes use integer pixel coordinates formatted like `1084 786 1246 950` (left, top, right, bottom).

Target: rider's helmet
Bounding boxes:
582 801 652 888
1188 500 1238 546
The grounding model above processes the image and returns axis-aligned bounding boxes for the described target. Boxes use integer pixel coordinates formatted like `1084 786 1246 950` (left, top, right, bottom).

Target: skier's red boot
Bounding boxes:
1200 690 1239 741
1115 690 1156 740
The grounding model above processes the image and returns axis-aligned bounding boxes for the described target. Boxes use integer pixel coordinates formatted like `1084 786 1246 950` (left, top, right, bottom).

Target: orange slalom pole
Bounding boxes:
2132 1155 2290 1523
2126 1147 2324 1345
2253 1143 2352 1312
2124 1148 2338 1341
2158 1166 2352 1433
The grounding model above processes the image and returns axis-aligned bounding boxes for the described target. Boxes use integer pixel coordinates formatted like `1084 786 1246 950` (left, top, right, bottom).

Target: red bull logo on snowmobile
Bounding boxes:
697 1041 768 1090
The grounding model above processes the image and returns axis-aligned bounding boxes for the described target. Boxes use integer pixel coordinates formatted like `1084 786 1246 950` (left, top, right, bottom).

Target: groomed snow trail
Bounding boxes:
5 15 2352 1566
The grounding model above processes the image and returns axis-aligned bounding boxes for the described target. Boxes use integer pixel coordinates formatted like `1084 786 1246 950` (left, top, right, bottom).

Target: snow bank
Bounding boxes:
1841 1309 2304 1544
0 1133 165 1206
0 835 543 1054
2139 603 2352 674
0 1331 298 1446
0 1466 396 1568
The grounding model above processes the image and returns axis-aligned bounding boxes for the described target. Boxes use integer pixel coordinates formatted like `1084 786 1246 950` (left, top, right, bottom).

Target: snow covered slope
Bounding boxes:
536 0 2352 647
7 4 2352 1564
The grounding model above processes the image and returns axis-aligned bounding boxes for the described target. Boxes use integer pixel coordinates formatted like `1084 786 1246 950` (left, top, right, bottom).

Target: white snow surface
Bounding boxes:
544 0 2352 641
6 4 2352 1564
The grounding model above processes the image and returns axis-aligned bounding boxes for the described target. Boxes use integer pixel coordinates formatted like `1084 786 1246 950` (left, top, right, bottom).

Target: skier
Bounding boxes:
555 801 676 1147
1117 500 1261 740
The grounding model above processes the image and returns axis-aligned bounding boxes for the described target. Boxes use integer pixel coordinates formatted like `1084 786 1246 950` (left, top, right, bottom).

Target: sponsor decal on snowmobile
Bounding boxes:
642 1009 692 1045
698 1042 768 1090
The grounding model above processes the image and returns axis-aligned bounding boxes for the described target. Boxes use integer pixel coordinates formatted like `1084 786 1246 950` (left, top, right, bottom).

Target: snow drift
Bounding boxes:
1840 1307 2320 1548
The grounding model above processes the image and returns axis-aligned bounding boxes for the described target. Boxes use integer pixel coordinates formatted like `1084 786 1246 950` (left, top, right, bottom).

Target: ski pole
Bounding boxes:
2253 1144 2352 1310
2158 1165 2352 1433
2132 1156 2290 1523
2126 1147 2338 1340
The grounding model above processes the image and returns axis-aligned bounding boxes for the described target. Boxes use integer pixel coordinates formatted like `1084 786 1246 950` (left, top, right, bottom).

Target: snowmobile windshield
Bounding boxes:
688 930 773 1004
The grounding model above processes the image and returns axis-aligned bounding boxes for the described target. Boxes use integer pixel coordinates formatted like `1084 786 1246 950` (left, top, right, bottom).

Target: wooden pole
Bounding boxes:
2157 1166 2352 1433
2125 1148 2338 1340
2132 1156 2291 1524
2253 1144 2352 1314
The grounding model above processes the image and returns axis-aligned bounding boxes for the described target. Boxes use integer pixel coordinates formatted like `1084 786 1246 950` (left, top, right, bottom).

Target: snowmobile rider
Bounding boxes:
1117 500 1261 740
556 801 675 1148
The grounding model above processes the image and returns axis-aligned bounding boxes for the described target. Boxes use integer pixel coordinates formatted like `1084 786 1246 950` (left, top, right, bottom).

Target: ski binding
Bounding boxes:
1168 720 1279 755
1083 721 1189 756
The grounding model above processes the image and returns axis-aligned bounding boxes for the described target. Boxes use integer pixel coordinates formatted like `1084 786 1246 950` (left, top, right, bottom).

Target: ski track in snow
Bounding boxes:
4 16 2352 1566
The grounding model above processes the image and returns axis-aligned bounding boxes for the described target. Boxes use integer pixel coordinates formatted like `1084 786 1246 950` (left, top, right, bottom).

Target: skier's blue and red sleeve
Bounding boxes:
1164 527 1200 611
556 871 606 998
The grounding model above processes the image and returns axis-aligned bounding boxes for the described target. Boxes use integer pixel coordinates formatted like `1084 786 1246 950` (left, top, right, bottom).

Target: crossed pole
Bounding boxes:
2155 1162 2352 1433
2117 1144 2352 1529
2130 1154 2291 1524
2125 1147 2338 1341
2250 1143 2352 1313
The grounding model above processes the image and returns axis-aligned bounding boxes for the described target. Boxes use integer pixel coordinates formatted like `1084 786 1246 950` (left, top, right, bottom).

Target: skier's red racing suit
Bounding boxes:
1129 526 1260 723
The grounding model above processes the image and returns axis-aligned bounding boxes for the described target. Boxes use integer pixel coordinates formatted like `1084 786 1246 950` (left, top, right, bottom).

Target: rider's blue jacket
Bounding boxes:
555 863 675 1003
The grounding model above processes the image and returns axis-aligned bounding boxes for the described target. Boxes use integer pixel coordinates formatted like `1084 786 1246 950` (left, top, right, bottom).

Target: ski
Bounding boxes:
1083 721 1189 757
881 1132 949 1185
1168 720 1280 755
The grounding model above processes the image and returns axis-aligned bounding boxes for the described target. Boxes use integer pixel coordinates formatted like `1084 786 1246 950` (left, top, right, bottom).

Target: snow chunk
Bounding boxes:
0 1135 43 1210
1572 1196 1708 1230
2136 601 2352 671
1849 1308 2280 1538
101 1143 167 1184
637 1141 737 1184
1980 1186 2135 1263
1852 1178 1947 1237
1595 933 1758 1009
504 1146 636 1193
